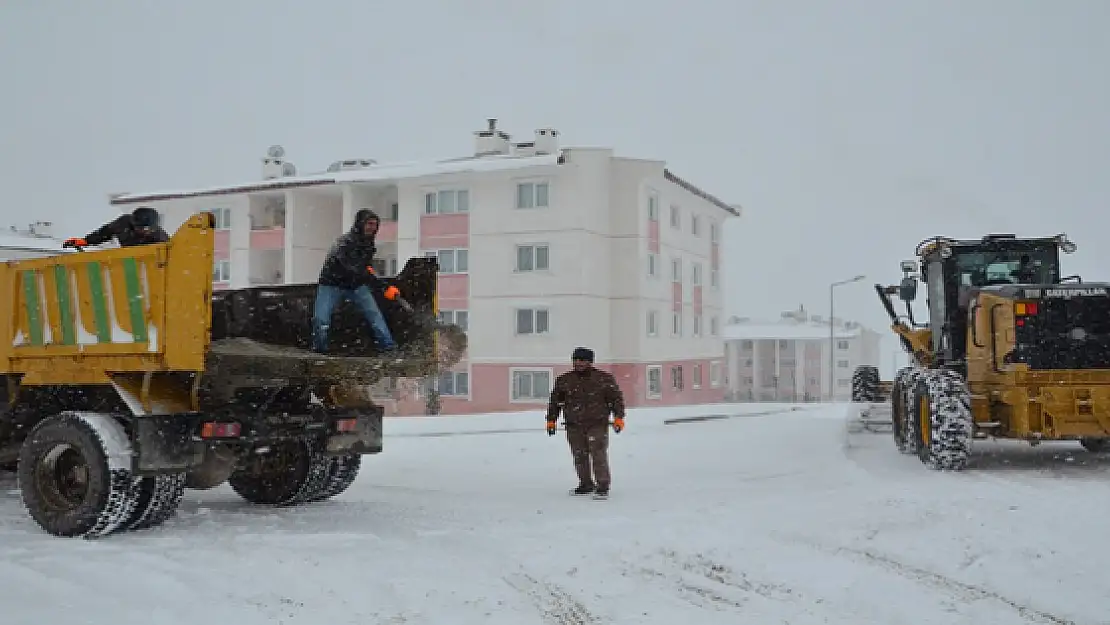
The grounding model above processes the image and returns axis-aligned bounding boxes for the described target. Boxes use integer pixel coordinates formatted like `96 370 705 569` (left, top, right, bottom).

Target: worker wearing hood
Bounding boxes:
312 208 399 353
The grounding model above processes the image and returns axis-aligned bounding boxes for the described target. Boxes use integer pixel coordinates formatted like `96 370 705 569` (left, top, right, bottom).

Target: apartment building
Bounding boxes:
107 119 739 415
0 221 65 261
723 307 882 402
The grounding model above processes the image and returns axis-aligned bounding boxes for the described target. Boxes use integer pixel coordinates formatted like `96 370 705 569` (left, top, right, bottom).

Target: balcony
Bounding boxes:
249 211 286 251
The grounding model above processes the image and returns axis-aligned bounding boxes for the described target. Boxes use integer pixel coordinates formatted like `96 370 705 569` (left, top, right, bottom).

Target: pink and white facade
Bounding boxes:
108 120 739 415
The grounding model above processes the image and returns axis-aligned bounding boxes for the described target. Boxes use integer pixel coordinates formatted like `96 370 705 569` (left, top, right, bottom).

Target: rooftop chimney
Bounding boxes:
474 118 511 156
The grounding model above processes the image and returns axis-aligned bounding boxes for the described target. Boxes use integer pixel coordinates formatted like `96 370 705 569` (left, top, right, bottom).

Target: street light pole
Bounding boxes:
828 274 866 400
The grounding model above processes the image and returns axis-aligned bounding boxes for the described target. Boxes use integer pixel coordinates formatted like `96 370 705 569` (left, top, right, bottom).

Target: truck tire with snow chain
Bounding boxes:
309 454 362 502
851 365 881 402
123 472 187 531
17 412 144 538
228 439 330 506
891 366 927 455
910 368 974 470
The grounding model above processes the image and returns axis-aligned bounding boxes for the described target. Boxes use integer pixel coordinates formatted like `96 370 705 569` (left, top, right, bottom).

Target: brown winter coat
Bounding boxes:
546 367 626 426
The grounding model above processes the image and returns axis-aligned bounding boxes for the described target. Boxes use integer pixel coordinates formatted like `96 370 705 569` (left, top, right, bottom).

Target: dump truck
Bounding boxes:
0 212 466 537
858 232 1110 470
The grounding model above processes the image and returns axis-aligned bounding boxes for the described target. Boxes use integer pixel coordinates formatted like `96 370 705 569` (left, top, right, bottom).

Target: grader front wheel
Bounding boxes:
911 369 974 470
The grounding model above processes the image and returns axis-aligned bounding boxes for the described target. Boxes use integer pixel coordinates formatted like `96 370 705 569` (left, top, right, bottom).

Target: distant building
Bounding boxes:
0 221 66 261
105 118 739 415
723 306 882 402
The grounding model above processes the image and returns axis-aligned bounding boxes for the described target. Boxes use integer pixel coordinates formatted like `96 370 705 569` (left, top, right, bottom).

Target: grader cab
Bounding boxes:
857 232 1110 470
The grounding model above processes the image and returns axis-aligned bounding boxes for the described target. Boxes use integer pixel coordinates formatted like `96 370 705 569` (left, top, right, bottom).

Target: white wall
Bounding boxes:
285 190 342 284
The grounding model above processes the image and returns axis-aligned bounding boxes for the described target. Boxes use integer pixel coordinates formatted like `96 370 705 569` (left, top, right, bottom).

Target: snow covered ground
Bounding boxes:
2 401 1108 624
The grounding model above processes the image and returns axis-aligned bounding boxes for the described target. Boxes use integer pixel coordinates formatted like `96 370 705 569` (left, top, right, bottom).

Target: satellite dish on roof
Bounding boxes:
267 145 285 158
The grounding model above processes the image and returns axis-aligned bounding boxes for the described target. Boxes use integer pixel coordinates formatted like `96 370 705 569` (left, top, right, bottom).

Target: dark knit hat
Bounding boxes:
571 347 594 362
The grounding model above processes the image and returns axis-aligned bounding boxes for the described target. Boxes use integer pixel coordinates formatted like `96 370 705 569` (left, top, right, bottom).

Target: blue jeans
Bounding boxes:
312 285 397 353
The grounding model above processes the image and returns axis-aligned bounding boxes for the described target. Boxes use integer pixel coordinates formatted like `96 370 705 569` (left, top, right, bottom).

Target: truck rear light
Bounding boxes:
199 422 242 438
335 418 359 433
1015 301 1039 316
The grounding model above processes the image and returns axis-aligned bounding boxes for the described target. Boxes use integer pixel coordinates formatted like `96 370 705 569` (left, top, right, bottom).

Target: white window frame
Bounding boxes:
213 259 231 282
371 256 399 277
671 257 682 283
691 214 701 236
672 311 682 337
510 367 553 403
710 361 722 387
514 307 550 336
515 180 550 209
671 365 684 390
423 248 469 274
837 359 850 368
710 221 719 244
692 263 702 286
711 268 719 289
515 244 550 272
424 188 470 215
693 314 702 337
692 363 702 389
669 204 680 229
647 191 659 221
438 309 469 332
647 252 659 278
646 365 663 399
211 208 231 230
710 316 719 336
837 340 850 350
647 310 658 337
438 369 470 398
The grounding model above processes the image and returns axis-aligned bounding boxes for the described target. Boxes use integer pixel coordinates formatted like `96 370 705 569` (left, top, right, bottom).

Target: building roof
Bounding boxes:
723 322 861 341
110 150 741 216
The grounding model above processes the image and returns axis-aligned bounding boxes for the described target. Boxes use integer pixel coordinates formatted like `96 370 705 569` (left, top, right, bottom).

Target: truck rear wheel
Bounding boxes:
228 440 329 506
17 412 142 538
310 454 362 502
123 473 187 531
912 369 973 470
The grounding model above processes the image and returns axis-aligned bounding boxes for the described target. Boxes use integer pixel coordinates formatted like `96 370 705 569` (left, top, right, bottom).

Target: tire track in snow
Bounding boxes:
784 535 1077 625
502 571 602 625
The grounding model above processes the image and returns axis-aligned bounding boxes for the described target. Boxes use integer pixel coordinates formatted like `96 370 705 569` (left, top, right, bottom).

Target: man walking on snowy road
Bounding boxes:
546 347 626 498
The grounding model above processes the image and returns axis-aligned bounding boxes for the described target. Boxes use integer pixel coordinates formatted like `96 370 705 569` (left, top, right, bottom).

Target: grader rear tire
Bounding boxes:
911 369 973 470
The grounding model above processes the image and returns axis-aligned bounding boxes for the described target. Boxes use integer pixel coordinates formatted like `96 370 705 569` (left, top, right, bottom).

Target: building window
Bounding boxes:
672 311 682 336
511 368 552 402
438 309 469 332
213 259 231 282
647 191 659 221
669 204 680 229
515 308 550 335
671 365 684 390
647 310 658 336
646 365 662 399
425 189 469 214
837 379 850 388
710 361 722 387
424 248 469 274
371 256 399 277
647 252 659 278
837 340 850 350
691 214 701 236
779 340 790 349
211 208 231 230
693 315 702 337
710 316 719 336
692 263 702 286
439 371 469 396
671 258 682 283
711 269 719 289
710 221 719 244
837 359 849 368
515 244 550 272
516 181 549 209
692 363 702 389
741 340 753 349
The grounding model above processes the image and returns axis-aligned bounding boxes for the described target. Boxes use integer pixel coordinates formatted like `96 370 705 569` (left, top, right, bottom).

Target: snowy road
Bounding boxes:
2 402 1109 624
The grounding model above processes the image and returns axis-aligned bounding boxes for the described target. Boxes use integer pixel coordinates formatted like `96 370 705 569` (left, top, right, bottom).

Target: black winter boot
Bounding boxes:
571 483 595 495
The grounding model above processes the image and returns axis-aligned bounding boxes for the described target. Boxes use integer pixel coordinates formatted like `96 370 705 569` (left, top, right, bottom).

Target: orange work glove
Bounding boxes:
383 285 400 300
546 420 558 436
62 237 87 249
612 417 625 433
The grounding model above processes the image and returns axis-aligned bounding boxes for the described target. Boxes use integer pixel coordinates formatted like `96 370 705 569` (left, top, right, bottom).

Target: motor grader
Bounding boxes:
0 212 466 538
857 232 1110 470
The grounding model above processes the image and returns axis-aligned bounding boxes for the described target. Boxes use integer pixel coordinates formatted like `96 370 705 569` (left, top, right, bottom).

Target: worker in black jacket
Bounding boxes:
312 208 400 353
63 207 169 249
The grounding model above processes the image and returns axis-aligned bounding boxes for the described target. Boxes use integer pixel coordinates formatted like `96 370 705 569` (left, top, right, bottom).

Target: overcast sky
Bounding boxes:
2 1 1107 374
